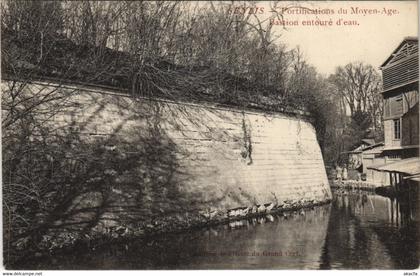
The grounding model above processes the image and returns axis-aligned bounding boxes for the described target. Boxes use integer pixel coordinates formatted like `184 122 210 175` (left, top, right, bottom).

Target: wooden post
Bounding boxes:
390 198 394 225
389 172 394 189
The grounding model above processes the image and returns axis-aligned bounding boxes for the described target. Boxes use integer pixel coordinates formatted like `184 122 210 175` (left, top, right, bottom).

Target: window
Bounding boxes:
393 119 401 139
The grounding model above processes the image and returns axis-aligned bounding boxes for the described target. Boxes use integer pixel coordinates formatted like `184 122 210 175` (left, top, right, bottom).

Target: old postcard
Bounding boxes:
1 0 418 272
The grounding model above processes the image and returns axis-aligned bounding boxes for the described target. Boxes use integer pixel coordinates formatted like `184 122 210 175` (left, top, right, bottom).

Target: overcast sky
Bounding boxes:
257 1 418 75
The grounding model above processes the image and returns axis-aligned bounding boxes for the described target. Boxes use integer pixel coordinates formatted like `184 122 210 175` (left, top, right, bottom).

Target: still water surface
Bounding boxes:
24 190 419 269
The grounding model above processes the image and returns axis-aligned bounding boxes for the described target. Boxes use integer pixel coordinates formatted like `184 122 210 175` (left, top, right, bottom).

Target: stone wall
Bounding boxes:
3 81 332 240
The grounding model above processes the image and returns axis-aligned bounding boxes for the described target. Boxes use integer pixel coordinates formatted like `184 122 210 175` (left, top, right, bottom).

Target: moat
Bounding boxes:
18 189 419 270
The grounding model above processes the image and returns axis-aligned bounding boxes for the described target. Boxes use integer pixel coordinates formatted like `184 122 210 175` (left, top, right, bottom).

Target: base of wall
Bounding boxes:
12 198 331 265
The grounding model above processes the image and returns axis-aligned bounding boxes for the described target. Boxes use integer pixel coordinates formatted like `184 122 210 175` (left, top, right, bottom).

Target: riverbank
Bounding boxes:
11 190 419 270
9 197 331 268
330 179 377 191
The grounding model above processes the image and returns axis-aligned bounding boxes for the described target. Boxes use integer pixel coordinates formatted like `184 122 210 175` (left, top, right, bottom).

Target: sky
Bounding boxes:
255 1 419 75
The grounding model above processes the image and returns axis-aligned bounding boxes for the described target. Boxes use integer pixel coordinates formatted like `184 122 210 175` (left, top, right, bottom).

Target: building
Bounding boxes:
361 142 386 184
380 37 419 159
346 139 377 170
370 157 419 199
367 37 420 187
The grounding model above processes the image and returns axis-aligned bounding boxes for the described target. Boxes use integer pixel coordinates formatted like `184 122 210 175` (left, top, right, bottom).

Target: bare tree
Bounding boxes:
329 62 383 131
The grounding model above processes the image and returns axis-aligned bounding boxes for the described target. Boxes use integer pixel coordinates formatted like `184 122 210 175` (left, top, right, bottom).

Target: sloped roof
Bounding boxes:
362 144 384 155
344 142 384 154
361 138 375 145
367 157 420 175
380 36 418 68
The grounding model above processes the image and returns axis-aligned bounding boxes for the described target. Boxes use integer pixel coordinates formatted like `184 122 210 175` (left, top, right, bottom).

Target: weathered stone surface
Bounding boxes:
3 81 332 241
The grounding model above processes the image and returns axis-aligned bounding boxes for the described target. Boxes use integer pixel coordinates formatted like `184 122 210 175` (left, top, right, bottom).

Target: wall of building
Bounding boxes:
383 89 418 150
402 103 419 147
364 157 388 186
384 119 401 149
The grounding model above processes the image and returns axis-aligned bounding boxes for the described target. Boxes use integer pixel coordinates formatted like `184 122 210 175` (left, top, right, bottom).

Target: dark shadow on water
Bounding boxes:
15 190 419 270
18 206 332 269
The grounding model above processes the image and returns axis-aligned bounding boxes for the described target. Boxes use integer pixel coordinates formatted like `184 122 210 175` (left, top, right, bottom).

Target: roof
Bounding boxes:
361 139 375 145
344 142 384 154
367 157 420 175
404 173 420 182
380 37 418 68
362 144 384 155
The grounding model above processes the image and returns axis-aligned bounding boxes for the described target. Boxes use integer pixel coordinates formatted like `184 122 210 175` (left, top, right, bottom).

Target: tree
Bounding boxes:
329 62 383 132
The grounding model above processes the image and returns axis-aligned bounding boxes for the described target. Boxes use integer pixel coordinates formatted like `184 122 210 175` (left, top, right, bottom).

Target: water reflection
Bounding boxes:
17 191 419 270
321 191 418 269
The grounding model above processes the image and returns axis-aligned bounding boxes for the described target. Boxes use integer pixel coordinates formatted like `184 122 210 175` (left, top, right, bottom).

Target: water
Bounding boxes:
18 190 419 269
